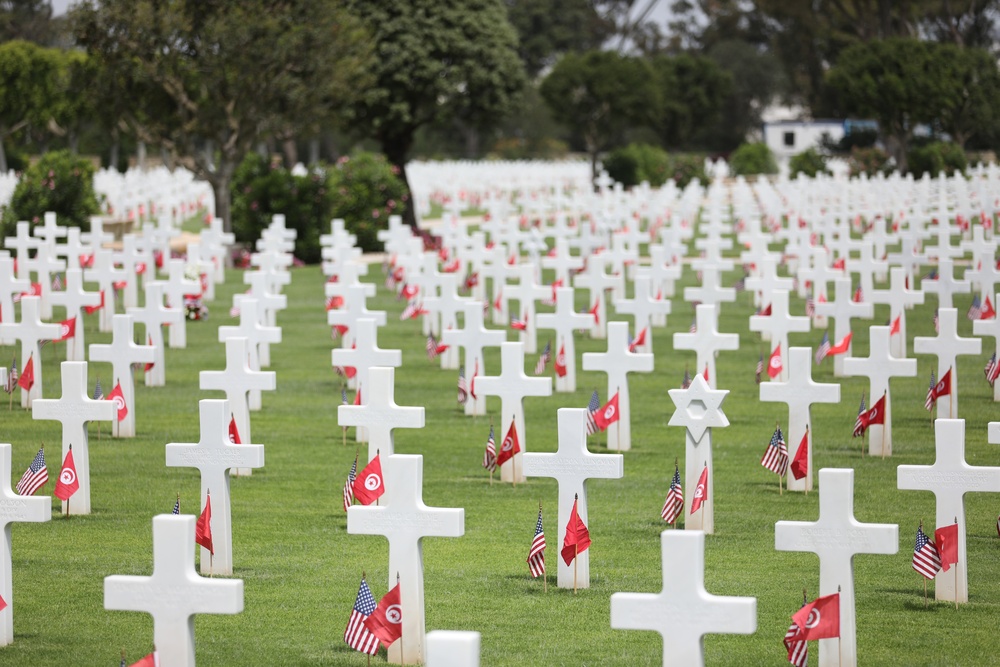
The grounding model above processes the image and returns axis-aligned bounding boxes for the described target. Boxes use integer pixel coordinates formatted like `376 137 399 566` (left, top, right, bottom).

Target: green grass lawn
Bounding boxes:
2 253 1000 666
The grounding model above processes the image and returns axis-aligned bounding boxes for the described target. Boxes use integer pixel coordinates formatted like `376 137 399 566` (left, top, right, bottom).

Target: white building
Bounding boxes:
763 119 846 163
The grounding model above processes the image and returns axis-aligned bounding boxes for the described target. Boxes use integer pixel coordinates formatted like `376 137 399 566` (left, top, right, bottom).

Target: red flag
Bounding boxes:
982 295 996 320
935 523 959 571
129 652 159 667
354 384 362 406
53 446 80 501
401 283 418 299
469 359 478 400
702 364 709 382
865 392 886 426
228 415 241 444
932 368 952 399
0 592 6 612
54 317 76 342
628 327 647 353
560 495 591 565
790 430 809 480
108 381 128 422
195 493 213 555
889 314 901 336
84 290 105 314
144 334 155 372
352 454 385 505
588 299 600 325
554 342 567 377
791 592 840 640
827 331 852 356
364 582 402 646
760 303 772 316
593 392 620 431
495 419 521 467
493 289 503 312
767 344 782 379
690 465 708 514
17 354 34 391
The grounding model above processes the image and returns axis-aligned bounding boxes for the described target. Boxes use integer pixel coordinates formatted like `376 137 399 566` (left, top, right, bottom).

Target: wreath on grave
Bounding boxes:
183 265 208 321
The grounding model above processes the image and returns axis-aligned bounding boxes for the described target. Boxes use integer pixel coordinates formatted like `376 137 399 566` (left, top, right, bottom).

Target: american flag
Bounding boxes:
457 366 468 404
783 596 808 667
400 300 418 321
16 447 48 496
483 425 497 472
852 284 863 303
733 274 746 292
93 377 104 401
526 506 546 578
342 386 348 405
755 354 764 385
534 341 551 375
661 465 683 524
426 335 439 360
814 331 830 365
805 295 815 317
933 309 939 333
969 294 983 320
344 577 380 655
760 426 788 476
985 353 1000 387
689 317 697 333
342 455 357 512
681 368 692 389
852 392 867 437
4 354 16 394
585 389 601 436
925 370 937 410
912 525 941 579
51 273 63 291
172 497 180 515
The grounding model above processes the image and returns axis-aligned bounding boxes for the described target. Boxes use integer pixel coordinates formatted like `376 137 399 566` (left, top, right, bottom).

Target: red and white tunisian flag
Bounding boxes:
496 419 521 467
767 344 783 379
554 342 568 378
352 454 385 505
690 465 708 514
129 652 160 667
17 354 35 391
789 430 809 481
827 331 852 356
931 368 953 400
791 592 840 640
108 380 128 421
54 317 76 342
228 414 241 444
53 446 80 501
364 582 403 647
560 495 591 565
593 392 621 432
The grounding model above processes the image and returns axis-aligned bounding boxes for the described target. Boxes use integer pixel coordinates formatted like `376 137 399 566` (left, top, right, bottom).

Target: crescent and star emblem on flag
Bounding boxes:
604 405 616 420
364 474 382 491
805 608 821 628
769 356 781 369
385 604 402 624
60 468 76 485
694 486 704 499
501 436 514 452
112 395 125 410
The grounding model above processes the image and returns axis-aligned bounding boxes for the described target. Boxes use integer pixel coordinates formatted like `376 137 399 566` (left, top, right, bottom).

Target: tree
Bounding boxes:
505 0 613 78
0 39 60 172
541 51 658 183
344 0 526 227
827 38 940 173
0 0 54 44
934 44 1000 148
49 49 97 154
73 0 371 231
650 52 731 149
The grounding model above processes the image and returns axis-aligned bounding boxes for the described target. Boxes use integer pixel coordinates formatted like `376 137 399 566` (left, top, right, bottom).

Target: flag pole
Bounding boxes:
673 457 679 528
777 421 782 496
573 543 578 595
540 500 547 594
881 391 888 460
920 520 928 608
615 385 621 451
949 367 954 420
954 516 959 610
396 572 403 666
376 449 380 507
512 413 518 489
489 415 494 487
838 584 843 667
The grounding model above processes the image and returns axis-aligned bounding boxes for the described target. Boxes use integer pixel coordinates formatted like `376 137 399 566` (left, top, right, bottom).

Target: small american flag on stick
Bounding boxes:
760 425 788 477
527 504 546 579
661 463 683 525
912 524 941 580
16 447 48 496
344 575 380 655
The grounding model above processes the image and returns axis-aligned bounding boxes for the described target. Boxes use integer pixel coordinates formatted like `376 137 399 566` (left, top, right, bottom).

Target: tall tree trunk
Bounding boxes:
210 160 237 233
384 138 416 228
69 132 79 154
0 139 7 173
109 133 120 172
282 138 298 168
137 141 147 170
308 138 320 165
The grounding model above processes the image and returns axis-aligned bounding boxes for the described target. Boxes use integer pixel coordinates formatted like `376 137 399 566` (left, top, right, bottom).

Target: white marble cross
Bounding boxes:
535 287 592 392
540 237 583 286
683 266 736 312
31 361 115 515
104 514 244 667
898 419 1000 603
348 455 464 665
425 631 480 667
476 342 553 482
218 298 281 405
922 258 971 309
200 337 276 464
869 266 924 358
842 326 916 456
0 442 51 646
973 290 1000 401
338 366 423 454
814 277 872 377
441 302 505 416
760 347 840 491
844 242 886 305
48 268 101 361
775 468 898 667
119 234 150 309
421 274 469 369
914 307 980 420
573 255 620 339
327 283 386 351
635 244 682 314
523 408 622 588
616 274 671 354
744 255 793 313
582 322 653 451
22 239 64 319
748 289 810 382
331 318 402 396
83 249 125 332
157 259 200 347
165 399 264 575
673 304 739 389
505 264 549 354
964 248 1000 307
127 282 183 387
667 375 729 533
0 296 61 408
88 314 155 437
3 221 38 279
610 530 756 667
34 211 67 245
0 256 29 343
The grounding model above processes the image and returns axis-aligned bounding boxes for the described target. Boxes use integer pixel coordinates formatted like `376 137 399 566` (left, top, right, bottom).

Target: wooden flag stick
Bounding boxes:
954 516 959 610
396 572 403 666
489 415 494 487
838 585 843 667
573 544 578 595
540 500 547 594
949 367 954 419
512 413 518 489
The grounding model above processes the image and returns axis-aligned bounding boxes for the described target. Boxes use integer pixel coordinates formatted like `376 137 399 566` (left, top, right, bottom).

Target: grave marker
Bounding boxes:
582 322 653 451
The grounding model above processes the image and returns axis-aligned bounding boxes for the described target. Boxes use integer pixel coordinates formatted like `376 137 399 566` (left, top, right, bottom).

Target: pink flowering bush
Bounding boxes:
1 150 100 237
328 151 408 253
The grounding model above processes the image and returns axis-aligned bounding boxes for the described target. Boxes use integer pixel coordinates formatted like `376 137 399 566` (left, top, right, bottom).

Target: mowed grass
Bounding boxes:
2 247 1000 666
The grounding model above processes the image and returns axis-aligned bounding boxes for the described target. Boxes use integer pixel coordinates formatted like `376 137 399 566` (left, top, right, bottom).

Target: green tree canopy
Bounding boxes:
650 52 731 149
73 0 371 230
933 44 1000 148
540 50 658 182
505 0 614 78
344 0 526 226
0 39 60 171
